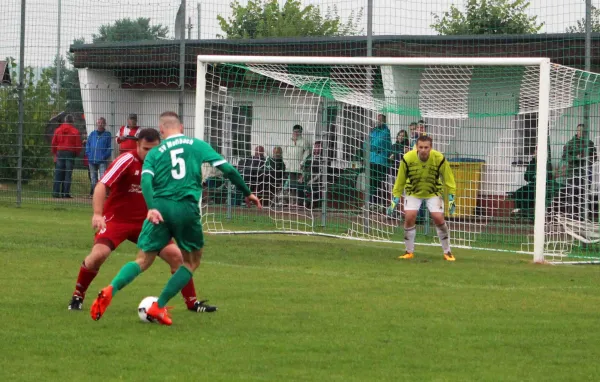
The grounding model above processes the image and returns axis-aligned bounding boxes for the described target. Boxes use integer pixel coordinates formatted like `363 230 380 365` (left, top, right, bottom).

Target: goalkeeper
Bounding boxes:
387 135 457 261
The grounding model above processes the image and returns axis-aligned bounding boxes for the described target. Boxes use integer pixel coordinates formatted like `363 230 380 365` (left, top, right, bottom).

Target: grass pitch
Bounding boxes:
1 203 600 381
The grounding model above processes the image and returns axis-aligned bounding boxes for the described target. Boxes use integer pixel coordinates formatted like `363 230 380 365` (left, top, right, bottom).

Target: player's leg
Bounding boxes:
69 244 111 310
90 219 169 321
426 196 455 261
399 195 421 259
158 243 213 312
69 221 130 310
147 200 216 324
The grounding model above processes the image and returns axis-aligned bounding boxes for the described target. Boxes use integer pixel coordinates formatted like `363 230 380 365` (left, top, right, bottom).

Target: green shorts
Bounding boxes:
137 198 204 253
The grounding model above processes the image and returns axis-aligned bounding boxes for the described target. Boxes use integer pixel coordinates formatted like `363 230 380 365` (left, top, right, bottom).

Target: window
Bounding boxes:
204 103 224 154
322 105 338 162
341 106 370 162
231 104 253 158
513 112 538 163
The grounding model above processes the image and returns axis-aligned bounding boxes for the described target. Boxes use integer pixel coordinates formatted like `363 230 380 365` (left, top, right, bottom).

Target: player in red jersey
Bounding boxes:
68 128 216 313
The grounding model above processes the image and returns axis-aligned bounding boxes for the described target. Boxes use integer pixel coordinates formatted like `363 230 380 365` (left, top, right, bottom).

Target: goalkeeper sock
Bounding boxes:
74 262 98 298
109 261 141 296
174 270 198 309
404 225 416 253
436 223 451 253
158 265 193 308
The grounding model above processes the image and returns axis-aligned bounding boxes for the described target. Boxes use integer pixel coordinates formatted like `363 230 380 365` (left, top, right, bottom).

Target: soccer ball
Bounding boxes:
138 296 158 323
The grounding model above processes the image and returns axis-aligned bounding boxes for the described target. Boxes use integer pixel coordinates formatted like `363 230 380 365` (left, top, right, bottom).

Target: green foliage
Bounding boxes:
0 58 55 183
217 0 363 39
566 6 600 33
92 17 169 42
431 0 543 35
43 39 84 114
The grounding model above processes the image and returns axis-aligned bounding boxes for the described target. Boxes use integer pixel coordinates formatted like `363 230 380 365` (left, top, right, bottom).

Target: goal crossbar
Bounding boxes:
196 55 550 67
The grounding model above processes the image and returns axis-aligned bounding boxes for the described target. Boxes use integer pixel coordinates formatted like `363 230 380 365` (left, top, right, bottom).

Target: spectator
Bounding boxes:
365 114 392 208
237 145 266 195
409 120 426 150
557 123 598 220
407 122 418 151
390 130 410 169
285 124 311 186
300 141 328 208
510 146 555 219
51 114 82 198
561 123 598 179
264 146 286 203
116 113 141 154
86 117 113 196
82 137 92 196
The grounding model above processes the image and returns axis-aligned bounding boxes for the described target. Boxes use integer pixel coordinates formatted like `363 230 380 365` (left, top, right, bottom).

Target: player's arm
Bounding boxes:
440 158 456 196
91 182 108 231
195 139 261 208
140 150 157 210
392 158 408 199
387 158 408 215
440 158 457 215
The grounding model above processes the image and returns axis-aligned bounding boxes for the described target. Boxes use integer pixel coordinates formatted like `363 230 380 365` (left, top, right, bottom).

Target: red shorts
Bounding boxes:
95 220 142 250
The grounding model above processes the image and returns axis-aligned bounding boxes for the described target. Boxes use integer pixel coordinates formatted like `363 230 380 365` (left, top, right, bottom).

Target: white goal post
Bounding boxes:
195 55 600 264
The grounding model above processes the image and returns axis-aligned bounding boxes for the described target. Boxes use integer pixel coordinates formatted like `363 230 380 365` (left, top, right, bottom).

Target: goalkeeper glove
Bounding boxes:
386 197 400 216
448 194 456 216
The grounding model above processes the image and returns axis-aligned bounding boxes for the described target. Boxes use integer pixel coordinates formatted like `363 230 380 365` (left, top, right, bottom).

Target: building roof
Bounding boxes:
0 61 11 85
70 33 600 89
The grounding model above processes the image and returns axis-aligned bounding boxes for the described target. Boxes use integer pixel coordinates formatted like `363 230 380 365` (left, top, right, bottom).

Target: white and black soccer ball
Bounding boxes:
138 296 158 323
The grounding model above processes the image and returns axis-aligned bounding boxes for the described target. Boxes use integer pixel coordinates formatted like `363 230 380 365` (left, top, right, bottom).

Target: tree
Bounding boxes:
0 58 57 182
431 0 543 35
217 0 363 39
44 38 85 114
92 17 169 43
566 6 600 33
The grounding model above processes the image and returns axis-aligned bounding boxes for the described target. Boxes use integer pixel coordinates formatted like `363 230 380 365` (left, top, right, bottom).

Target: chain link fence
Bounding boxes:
0 0 597 207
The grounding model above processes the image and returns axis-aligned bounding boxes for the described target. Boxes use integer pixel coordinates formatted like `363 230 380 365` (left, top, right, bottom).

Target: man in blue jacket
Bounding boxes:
365 114 392 209
86 117 113 194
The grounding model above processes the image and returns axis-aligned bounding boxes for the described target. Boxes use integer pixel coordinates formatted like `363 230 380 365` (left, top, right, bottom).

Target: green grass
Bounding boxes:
2 204 600 381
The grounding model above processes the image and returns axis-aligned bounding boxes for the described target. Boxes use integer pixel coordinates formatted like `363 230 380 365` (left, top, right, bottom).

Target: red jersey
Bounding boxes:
100 152 147 223
116 125 141 154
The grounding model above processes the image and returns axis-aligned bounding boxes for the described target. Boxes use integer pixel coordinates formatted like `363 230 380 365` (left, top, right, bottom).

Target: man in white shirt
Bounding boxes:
285 124 310 182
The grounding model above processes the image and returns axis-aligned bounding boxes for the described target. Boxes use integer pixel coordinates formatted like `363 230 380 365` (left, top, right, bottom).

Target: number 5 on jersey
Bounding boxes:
170 148 186 179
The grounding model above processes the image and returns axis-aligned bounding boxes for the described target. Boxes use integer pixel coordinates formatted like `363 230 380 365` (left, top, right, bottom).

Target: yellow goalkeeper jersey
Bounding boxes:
392 149 456 199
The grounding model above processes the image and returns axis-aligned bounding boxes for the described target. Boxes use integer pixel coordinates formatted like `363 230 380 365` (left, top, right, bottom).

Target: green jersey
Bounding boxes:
142 134 225 203
392 149 456 199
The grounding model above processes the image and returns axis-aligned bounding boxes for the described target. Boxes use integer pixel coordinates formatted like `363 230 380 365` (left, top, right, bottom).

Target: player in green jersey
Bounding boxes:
91 111 261 324
386 135 457 261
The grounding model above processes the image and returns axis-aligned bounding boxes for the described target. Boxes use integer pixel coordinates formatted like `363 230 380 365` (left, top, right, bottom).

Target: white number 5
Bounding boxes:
170 148 186 179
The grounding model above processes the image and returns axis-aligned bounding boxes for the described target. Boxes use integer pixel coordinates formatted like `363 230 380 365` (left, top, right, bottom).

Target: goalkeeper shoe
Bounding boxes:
443 252 456 262
68 295 83 311
189 300 218 313
146 302 173 326
398 252 414 260
90 285 113 321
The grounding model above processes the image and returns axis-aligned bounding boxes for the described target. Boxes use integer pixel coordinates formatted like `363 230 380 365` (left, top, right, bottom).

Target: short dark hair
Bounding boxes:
137 128 161 143
159 111 181 122
409 122 417 127
418 119 425 124
64 114 74 123
577 123 585 129
378 114 386 123
292 124 303 132
416 135 432 145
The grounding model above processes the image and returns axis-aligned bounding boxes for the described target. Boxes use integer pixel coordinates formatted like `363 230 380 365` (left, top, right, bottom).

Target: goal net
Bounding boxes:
195 56 600 263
